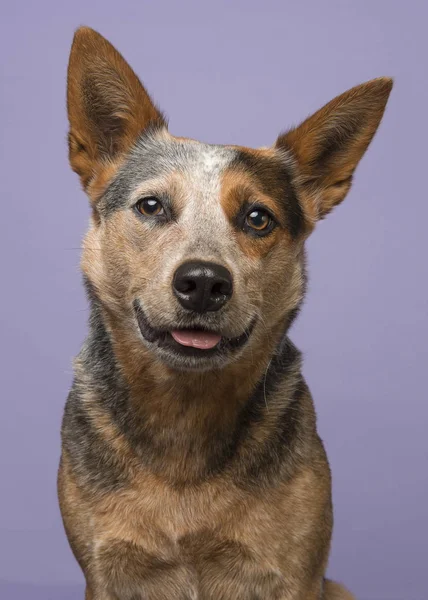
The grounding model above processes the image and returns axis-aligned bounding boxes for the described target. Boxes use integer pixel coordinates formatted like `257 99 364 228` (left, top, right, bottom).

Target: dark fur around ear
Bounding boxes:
276 78 393 220
67 27 166 192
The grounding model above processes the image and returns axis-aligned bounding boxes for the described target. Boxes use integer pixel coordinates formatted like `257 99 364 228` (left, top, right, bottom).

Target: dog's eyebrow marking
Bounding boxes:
228 150 305 238
129 175 178 204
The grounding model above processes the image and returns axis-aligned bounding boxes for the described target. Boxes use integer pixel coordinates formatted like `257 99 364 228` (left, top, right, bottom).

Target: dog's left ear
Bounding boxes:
276 77 393 221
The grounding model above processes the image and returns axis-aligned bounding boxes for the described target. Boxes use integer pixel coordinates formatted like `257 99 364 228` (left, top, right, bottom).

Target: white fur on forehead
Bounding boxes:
100 127 237 218
131 128 235 180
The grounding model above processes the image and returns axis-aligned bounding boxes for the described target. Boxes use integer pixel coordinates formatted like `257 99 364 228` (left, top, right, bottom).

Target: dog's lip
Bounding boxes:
133 301 255 357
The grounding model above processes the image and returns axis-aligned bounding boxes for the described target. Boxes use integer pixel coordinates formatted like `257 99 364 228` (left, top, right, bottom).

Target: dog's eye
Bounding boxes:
136 197 164 217
245 209 271 231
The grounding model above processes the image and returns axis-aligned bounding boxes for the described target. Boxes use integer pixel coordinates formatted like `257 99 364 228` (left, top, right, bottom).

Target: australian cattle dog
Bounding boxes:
58 26 392 599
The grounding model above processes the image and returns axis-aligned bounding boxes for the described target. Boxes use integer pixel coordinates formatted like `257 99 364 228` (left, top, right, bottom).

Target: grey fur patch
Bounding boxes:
99 128 237 218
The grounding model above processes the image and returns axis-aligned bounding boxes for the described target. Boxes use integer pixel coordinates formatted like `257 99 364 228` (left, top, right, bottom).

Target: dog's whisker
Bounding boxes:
262 357 274 413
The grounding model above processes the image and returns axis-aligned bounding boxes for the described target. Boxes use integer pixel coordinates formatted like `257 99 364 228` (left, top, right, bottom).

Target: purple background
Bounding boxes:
1 1 427 598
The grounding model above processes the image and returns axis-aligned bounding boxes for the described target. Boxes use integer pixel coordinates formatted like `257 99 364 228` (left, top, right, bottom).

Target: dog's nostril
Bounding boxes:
212 282 227 296
176 279 197 294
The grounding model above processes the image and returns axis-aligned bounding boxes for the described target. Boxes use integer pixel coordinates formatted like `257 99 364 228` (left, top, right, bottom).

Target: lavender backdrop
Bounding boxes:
1 1 427 599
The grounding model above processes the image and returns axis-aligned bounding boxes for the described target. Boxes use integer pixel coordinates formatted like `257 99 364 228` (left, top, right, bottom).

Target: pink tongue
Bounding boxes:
171 329 222 350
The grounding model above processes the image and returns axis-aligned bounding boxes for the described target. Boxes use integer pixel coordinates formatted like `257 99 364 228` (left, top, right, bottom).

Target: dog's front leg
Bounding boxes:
90 538 198 600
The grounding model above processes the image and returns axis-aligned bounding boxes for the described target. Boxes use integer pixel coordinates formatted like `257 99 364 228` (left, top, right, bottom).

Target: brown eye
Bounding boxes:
245 209 271 231
136 197 164 217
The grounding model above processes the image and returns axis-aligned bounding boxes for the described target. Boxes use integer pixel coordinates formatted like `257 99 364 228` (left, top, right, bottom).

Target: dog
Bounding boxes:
58 26 392 599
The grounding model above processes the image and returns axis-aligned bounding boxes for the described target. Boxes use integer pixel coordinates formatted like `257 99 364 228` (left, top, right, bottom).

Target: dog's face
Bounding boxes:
68 27 392 371
82 131 306 370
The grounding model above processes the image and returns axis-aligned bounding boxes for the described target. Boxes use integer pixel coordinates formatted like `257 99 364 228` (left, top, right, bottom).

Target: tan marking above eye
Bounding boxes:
219 168 281 224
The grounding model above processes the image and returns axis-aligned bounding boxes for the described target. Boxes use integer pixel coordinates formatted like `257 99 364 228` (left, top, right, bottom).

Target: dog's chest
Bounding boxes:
91 476 289 598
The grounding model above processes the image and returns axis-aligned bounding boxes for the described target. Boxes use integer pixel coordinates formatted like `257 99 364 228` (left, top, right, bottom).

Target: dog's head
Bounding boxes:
67 27 392 371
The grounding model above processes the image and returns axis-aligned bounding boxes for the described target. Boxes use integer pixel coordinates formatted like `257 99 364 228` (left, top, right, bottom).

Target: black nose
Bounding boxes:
173 261 233 313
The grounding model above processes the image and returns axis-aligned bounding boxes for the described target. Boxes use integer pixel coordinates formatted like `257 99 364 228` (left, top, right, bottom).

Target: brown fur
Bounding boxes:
276 78 392 221
220 167 288 258
67 27 165 192
59 26 392 599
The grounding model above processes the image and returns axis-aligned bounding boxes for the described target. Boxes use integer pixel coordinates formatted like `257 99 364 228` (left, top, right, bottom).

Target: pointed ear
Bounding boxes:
67 27 166 193
276 78 393 221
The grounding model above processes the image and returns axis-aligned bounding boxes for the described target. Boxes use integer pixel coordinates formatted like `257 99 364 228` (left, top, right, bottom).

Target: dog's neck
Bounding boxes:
79 295 307 485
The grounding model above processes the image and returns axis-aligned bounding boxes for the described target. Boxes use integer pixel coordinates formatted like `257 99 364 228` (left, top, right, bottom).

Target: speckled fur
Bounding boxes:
58 26 392 599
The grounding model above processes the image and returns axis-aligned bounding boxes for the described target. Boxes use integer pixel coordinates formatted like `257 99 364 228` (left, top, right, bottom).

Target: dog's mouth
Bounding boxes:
170 329 222 350
133 302 255 365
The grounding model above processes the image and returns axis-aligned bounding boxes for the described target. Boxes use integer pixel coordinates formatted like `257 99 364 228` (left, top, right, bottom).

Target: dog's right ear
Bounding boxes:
275 78 392 222
67 27 165 196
